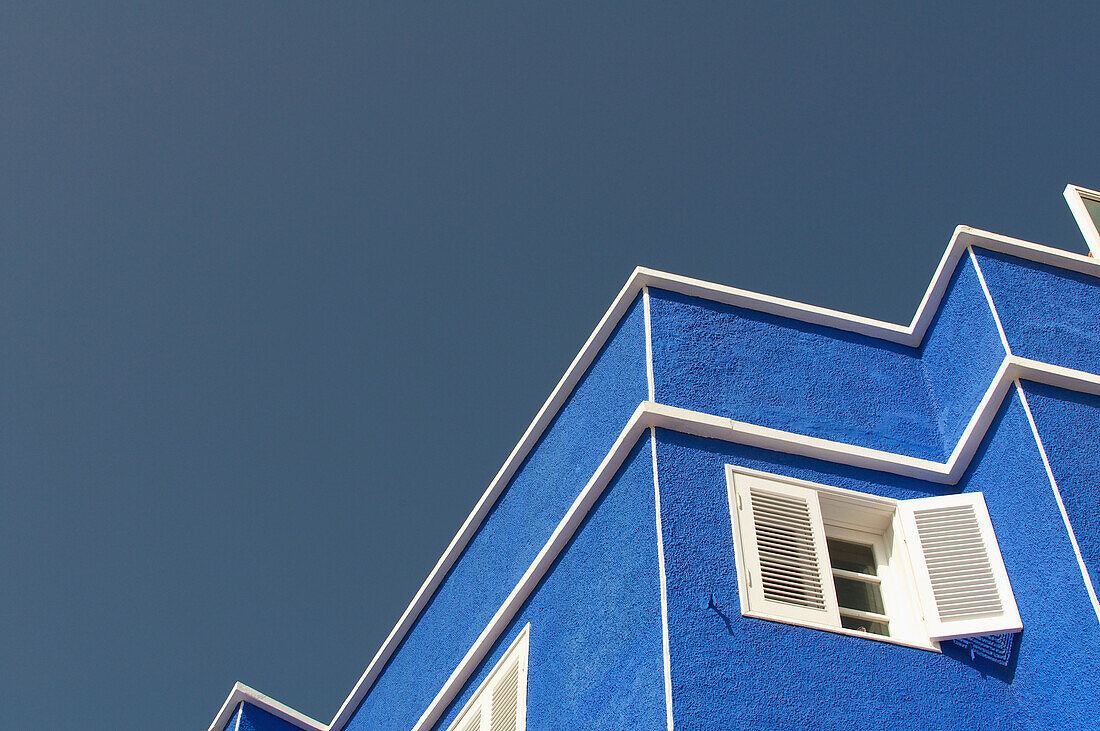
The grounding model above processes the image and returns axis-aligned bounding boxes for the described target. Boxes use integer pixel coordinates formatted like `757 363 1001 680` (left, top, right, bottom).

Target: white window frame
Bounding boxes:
446 624 530 731
825 523 893 636
725 465 1021 651
1064 183 1100 257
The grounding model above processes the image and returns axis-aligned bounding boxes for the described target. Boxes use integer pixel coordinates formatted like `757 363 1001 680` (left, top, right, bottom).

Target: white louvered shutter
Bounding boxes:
898 493 1021 641
487 656 521 731
732 474 840 626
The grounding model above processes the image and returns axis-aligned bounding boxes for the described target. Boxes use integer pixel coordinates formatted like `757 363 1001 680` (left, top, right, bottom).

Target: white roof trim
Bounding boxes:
208 683 326 731
633 226 1100 348
209 227 1100 731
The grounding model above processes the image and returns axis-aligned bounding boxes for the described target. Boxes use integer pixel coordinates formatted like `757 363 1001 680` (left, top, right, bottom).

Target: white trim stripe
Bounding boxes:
644 286 656 402
1017 383 1100 623
969 247 1012 356
648 357 1100 484
651 427 675 731
209 226 1100 731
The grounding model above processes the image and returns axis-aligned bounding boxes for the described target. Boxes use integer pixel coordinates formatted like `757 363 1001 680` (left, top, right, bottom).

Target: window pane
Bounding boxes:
827 538 877 575
1085 196 1100 232
841 614 889 636
833 576 886 615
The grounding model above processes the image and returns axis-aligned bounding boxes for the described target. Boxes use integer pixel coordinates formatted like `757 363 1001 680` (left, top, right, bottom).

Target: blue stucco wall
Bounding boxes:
1019 380 1100 599
344 295 649 731
648 289 946 460
655 390 1100 729
236 702 308 731
919 256 1007 449
649 254 1011 464
972 247 1100 372
433 439 666 730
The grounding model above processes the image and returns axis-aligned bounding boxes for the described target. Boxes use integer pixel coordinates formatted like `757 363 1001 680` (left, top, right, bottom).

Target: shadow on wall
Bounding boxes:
942 631 1021 683
704 594 1020 684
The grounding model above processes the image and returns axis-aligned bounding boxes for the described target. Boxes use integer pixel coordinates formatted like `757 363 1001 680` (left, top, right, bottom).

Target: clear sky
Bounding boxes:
2 4 1097 729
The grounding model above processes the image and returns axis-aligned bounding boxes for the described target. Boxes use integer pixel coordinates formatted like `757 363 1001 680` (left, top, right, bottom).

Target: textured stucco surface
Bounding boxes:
972 247 1100 372
919 256 1008 448
649 253 1009 463
433 440 666 731
648 289 946 459
236 702 308 731
655 391 1100 730
1019 380 1100 597
345 295 648 731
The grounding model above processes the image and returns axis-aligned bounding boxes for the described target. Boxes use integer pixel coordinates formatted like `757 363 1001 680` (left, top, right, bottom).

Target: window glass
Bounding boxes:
833 576 886 615
826 538 877 575
1085 196 1100 232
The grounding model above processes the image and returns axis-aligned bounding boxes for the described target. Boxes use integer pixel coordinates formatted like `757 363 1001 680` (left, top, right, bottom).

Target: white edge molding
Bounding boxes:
209 227 1100 731
209 683 326 731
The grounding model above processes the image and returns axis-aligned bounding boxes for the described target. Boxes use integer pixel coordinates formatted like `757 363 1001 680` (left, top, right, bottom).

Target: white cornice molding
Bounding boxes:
209 227 1100 731
634 226 1100 347
209 683 325 731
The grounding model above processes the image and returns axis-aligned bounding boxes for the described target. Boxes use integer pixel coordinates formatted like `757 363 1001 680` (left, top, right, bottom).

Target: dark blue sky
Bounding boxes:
1 5 1096 729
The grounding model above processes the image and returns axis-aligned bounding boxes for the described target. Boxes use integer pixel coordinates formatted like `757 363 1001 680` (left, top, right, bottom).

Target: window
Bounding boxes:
1064 183 1100 257
447 625 529 731
828 533 889 637
726 466 1021 650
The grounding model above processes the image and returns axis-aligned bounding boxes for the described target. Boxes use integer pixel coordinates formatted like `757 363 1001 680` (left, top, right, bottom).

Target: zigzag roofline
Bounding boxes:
210 226 1100 731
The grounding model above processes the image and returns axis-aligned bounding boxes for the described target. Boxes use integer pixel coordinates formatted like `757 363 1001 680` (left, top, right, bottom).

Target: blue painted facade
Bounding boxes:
655 395 1098 729
208 234 1100 730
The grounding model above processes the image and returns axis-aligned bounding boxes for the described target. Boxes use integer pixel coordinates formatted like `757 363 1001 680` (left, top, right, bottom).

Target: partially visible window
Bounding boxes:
726 467 1022 650
1064 184 1100 257
1085 197 1100 232
448 626 529 731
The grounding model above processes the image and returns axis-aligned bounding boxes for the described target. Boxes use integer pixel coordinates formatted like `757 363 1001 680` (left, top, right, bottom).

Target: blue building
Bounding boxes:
210 187 1100 730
